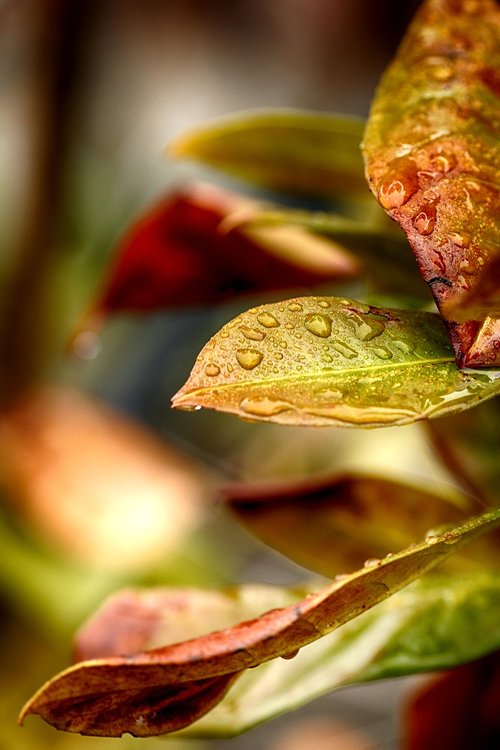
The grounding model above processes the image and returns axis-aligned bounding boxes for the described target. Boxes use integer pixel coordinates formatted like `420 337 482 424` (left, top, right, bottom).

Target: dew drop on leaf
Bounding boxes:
287 302 303 312
331 340 358 359
413 204 437 235
204 363 221 377
257 312 280 328
239 396 294 417
317 299 331 308
363 558 382 568
304 313 332 338
236 349 264 370
378 178 415 209
344 310 386 342
369 346 393 360
239 325 266 342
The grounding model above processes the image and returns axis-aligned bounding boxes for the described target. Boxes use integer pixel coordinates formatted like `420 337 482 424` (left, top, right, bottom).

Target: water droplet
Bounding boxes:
73 331 102 360
239 396 293 417
239 325 266 342
177 404 202 412
429 151 457 173
378 175 416 210
257 312 280 328
344 310 386 341
425 529 440 544
369 346 393 360
430 64 453 82
304 313 332 338
364 558 381 568
391 339 416 355
331 340 358 359
287 302 303 312
281 649 299 660
413 203 436 235
317 299 331 308
236 349 263 370
447 231 469 247
275 352 283 360
315 387 343 402
205 363 220 377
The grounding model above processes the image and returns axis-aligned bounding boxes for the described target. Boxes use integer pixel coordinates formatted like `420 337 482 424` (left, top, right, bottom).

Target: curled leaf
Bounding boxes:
172 296 500 427
362 0 500 367
169 109 367 201
19 510 500 737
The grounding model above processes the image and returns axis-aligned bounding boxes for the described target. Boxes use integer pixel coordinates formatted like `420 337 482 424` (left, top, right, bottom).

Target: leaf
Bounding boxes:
222 206 430 299
19 510 500 737
72 186 357 350
426 396 500 505
190 573 500 737
172 296 500 427
169 109 367 201
405 652 500 750
223 473 500 578
0 386 208 571
362 0 500 367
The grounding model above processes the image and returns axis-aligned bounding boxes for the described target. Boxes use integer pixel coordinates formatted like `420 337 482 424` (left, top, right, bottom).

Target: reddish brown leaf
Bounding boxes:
223 473 499 578
405 652 500 750
19 510 500 737
0 386 208 570
362 0 500 367
73 184 357 347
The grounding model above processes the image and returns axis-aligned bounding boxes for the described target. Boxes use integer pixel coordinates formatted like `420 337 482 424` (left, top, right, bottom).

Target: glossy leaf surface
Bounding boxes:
224 473 500 578
20 510 500 737
172 296 500 427
362 0 500 367
169 110 367 200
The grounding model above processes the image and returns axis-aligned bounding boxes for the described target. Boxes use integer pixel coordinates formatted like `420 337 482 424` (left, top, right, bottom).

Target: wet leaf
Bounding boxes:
223 473 500 578
362 0 500 367
20 511 500 737
405 652 500 750
190 573 500 737
172 296 500 427
169 110 367 201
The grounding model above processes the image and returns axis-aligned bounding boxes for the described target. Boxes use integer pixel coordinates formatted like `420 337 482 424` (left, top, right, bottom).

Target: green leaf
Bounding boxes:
224 473 500 578
362 0 500 367
168 109 367 201
187 572 500 737
19 509 500 737
172 296 500 427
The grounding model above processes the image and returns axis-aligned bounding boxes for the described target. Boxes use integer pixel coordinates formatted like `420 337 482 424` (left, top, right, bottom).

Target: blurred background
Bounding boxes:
0 2 441 749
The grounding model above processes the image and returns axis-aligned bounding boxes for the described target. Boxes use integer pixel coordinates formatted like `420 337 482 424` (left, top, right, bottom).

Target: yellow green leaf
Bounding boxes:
169 109 366 201
172 296 500 427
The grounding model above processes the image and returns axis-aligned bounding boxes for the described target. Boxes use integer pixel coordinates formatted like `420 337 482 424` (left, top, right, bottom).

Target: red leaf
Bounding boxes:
85 184 356 317
405 652 500 750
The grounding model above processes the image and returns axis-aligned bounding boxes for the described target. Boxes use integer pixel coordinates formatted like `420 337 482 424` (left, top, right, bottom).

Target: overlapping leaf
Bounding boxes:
405 652 500 749
19 510 500 737
78 185 355 323
427 396 500 505
223 473 500 578
362 0 500 367
172 296 500 427
169 110 367 201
